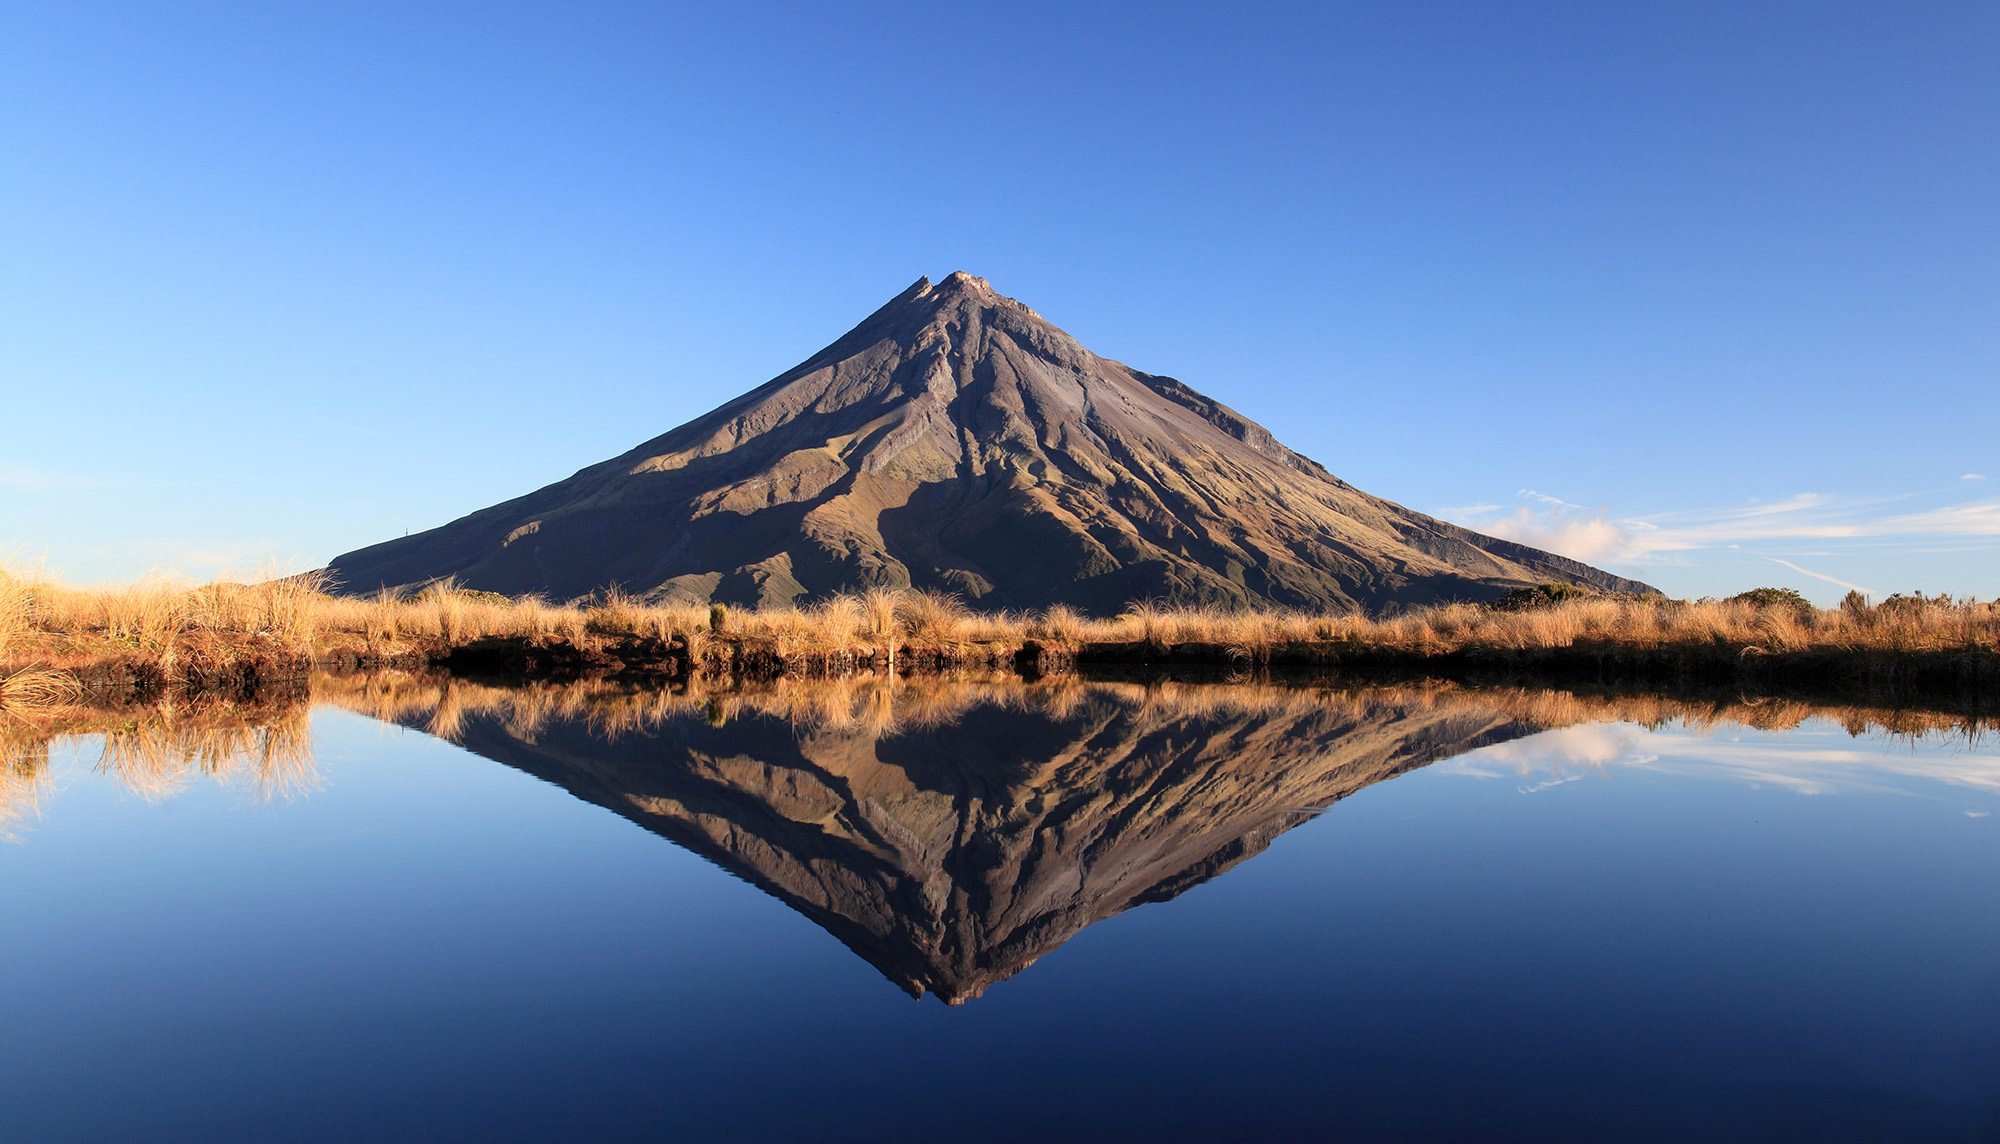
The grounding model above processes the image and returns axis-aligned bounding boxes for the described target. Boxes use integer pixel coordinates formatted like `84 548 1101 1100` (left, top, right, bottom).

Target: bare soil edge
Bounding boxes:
8 634 1996 718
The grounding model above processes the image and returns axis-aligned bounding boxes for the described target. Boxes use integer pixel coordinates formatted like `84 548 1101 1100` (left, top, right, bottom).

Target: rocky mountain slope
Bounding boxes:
328 273 1650 612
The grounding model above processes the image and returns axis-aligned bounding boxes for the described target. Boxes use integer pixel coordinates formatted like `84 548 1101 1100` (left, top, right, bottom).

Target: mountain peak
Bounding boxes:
935 269 994 294
905 270 1030 317
961 274 1055 335
328 275 1652 612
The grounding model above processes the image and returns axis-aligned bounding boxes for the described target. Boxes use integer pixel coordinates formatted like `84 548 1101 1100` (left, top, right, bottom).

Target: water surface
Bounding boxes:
4 677 1998 1140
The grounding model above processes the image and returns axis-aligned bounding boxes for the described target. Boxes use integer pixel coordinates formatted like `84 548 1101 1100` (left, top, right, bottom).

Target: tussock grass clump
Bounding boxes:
897 590 970 643
1029 604 1086 645
584 587 647 636
860 588 901 657
3 564 334 662
0 575 36 663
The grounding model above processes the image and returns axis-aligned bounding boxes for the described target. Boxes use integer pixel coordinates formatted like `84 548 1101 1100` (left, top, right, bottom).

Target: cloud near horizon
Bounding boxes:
1448 487 2000 590
59 539 317 587
1472 500 1633 563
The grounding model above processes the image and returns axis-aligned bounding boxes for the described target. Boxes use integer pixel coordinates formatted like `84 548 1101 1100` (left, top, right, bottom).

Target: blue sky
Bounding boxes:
2 2 1994 602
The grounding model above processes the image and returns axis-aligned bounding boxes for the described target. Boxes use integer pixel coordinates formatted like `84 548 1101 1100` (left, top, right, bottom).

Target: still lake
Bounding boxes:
4 677 1998 1141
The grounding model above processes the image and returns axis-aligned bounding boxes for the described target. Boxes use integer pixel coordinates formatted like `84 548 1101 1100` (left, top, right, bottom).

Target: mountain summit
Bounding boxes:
328 273 1649 611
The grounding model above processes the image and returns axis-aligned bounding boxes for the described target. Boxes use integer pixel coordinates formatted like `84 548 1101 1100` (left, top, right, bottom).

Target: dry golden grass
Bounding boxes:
1064 594 2000 661
3 561 1996 695
2 563 335 665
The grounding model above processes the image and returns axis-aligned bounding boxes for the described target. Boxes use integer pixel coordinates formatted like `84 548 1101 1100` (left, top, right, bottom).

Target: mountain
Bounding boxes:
327 272 1650 612
398 679 1538 1004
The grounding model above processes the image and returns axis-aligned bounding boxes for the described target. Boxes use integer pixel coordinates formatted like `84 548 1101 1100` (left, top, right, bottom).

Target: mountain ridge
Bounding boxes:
328 272 1652 612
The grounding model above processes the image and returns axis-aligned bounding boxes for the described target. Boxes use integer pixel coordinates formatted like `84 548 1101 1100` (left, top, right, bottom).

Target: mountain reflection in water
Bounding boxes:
6 674 1991 1004
345 674 1542 1003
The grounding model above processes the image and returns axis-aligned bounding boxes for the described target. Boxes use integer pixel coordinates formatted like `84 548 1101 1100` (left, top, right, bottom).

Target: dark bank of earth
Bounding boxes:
425 632 2000 717
28 625 1996 718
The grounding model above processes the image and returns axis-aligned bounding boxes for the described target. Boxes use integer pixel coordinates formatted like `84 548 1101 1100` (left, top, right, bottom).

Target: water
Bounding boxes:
4 677 1999 1141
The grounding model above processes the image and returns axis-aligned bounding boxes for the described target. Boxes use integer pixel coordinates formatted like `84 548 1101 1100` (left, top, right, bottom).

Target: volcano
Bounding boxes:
327 272 1648 612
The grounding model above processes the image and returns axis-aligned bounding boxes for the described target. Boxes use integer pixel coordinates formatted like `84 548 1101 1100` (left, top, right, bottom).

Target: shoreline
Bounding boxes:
5 631 1994 723
3 577 1995 713
4 663 1993 774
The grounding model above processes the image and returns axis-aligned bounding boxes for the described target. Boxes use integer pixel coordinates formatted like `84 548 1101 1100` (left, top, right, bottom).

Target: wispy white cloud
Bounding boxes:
1761 556 1875 596
1446 489 2000 568
1878 501 2000 535
1965 473 1987 482
1519 488 1588 511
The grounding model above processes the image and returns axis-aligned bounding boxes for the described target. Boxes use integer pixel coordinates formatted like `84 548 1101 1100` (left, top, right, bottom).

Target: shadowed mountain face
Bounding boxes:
327 273 1649 613
387 680 1537 1003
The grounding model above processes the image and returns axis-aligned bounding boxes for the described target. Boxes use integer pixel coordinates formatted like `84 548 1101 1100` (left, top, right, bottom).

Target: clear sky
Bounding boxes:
3 2 1995 603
